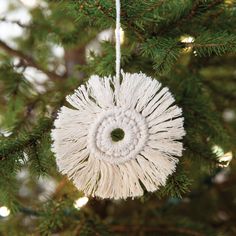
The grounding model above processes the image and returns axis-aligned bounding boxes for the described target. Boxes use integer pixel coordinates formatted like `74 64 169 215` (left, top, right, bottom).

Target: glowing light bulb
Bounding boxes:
218 152 233 167
212 145 224 157
180 35 195 53
115 27 125 44
74 197 89 209
0 206 10 217
180 36 195 43
212 145 233 167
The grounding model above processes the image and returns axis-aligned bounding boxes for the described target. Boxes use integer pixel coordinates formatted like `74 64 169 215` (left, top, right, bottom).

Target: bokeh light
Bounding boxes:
0 206 10 217
74 197 89 209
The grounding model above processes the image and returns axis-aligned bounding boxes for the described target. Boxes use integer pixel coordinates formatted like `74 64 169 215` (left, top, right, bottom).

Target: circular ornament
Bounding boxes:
51 72 185 199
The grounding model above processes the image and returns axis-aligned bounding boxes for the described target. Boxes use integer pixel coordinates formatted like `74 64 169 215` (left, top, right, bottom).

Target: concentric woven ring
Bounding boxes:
87 107 149 164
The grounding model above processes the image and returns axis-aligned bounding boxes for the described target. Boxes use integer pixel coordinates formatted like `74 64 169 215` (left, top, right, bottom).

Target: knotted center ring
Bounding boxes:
88 107 148 164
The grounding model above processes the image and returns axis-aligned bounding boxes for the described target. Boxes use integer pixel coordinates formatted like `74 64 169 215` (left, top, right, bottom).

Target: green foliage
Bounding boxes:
0 152 22 212
159 170 192 198
193 31 236 56
37 199 110 236
38 200 73 235
0 63 34 129
79 218 110 236
80 41 134 77
27 133 56 177
0 118 53 209
0 0 235 235
141 37 181 74
0 64 32 96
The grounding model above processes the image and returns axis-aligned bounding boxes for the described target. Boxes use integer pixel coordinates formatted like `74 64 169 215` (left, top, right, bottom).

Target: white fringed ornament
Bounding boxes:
51 0 185 199
51 71 185 199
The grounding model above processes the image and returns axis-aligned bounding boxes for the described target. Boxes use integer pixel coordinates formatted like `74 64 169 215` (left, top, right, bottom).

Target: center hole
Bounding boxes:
111 128 125 142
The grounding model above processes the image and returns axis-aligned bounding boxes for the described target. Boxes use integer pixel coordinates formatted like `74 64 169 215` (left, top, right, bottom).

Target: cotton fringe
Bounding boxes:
51 72 185 199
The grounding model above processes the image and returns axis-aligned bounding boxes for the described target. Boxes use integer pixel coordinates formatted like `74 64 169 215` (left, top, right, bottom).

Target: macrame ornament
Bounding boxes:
51 0 185 199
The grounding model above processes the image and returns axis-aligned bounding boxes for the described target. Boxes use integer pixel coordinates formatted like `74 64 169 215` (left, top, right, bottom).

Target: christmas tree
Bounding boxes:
0 0 236 235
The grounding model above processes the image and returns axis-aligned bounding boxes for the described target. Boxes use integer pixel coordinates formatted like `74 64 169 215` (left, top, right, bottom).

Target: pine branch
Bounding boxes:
95 1 144 41
185 32 236 56
143 0 165 13
158 0 224 35
186 42 232 48
141 37 181 74
0 40 65 81
0 118 53 161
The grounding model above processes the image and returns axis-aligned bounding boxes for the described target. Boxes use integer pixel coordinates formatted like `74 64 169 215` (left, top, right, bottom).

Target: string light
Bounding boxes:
180 36 195 43
212 145 224 157
0 206 10 217
73 197 89 209
180 35 195 53
115 27 125 44
212 145 233 167
218 152 233 167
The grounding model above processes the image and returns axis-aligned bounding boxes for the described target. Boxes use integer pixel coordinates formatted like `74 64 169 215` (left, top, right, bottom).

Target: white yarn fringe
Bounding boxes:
51 72 185 199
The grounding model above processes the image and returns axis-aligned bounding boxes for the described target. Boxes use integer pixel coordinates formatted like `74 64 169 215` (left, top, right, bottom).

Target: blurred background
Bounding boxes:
0 0 235 235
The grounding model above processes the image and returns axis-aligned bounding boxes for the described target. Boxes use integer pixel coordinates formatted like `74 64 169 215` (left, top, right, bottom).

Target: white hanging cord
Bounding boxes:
115 0 121 83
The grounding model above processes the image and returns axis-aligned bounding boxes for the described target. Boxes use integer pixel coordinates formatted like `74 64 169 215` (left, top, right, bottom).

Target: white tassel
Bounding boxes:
51 72 185 199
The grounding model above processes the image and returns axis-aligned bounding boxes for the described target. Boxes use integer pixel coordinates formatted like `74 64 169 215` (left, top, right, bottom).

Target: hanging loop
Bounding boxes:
115 0 121 83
